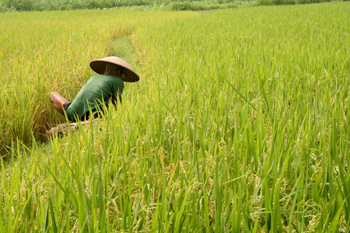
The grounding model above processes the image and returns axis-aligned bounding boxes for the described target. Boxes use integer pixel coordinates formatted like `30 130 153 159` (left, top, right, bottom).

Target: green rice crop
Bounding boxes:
1 2 350 232
0 9 197 155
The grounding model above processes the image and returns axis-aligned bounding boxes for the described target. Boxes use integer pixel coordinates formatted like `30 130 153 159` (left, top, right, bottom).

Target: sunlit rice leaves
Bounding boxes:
1 2 350 232
0 9 197 155
132 3 350 231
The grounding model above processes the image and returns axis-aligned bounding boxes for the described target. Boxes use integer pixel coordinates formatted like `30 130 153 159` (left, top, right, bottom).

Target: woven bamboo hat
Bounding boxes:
90 56 139 82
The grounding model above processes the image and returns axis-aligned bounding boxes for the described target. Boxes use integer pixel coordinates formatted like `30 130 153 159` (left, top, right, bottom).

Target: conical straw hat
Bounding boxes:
90 56 139 82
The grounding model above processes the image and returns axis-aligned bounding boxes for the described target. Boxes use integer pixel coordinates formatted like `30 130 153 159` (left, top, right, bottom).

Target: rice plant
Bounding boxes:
1 2 350 232
0 9 197 155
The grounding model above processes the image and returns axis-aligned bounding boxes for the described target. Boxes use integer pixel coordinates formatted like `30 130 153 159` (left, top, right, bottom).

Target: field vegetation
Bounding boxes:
0 0 250 12
0 9 196 155
0 0 344 12
1 2 350 232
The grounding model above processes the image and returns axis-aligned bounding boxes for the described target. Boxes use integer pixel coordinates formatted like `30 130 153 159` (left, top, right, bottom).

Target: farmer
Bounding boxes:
49 56 139 122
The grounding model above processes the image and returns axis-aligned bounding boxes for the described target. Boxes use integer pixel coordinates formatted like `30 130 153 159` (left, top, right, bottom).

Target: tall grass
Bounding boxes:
132 4 350 230
1 2 350 232
0 9 197 155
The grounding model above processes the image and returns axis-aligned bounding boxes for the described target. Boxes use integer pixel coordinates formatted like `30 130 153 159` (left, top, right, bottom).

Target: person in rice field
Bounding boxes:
49 56 139 122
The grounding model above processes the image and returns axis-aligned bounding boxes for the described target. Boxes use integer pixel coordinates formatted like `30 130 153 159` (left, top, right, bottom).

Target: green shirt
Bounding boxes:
66 74 124 121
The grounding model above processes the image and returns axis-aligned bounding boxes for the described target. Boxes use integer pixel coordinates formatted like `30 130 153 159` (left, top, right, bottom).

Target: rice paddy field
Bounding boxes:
1 2 350 232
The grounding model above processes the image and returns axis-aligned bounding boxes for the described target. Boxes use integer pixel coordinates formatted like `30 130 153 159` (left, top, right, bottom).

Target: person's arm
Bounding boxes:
106 92 121 108
114 85 123 105
106 96 117 108
109 82 123 108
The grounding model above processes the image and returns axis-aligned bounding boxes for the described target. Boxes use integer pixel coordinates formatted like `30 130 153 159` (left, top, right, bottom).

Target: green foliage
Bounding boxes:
2 0 35 11
0 0 245 12
169 1 240 10
258 0 333 6
133 3 350 231
1 2 350 232
0 9 197 155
